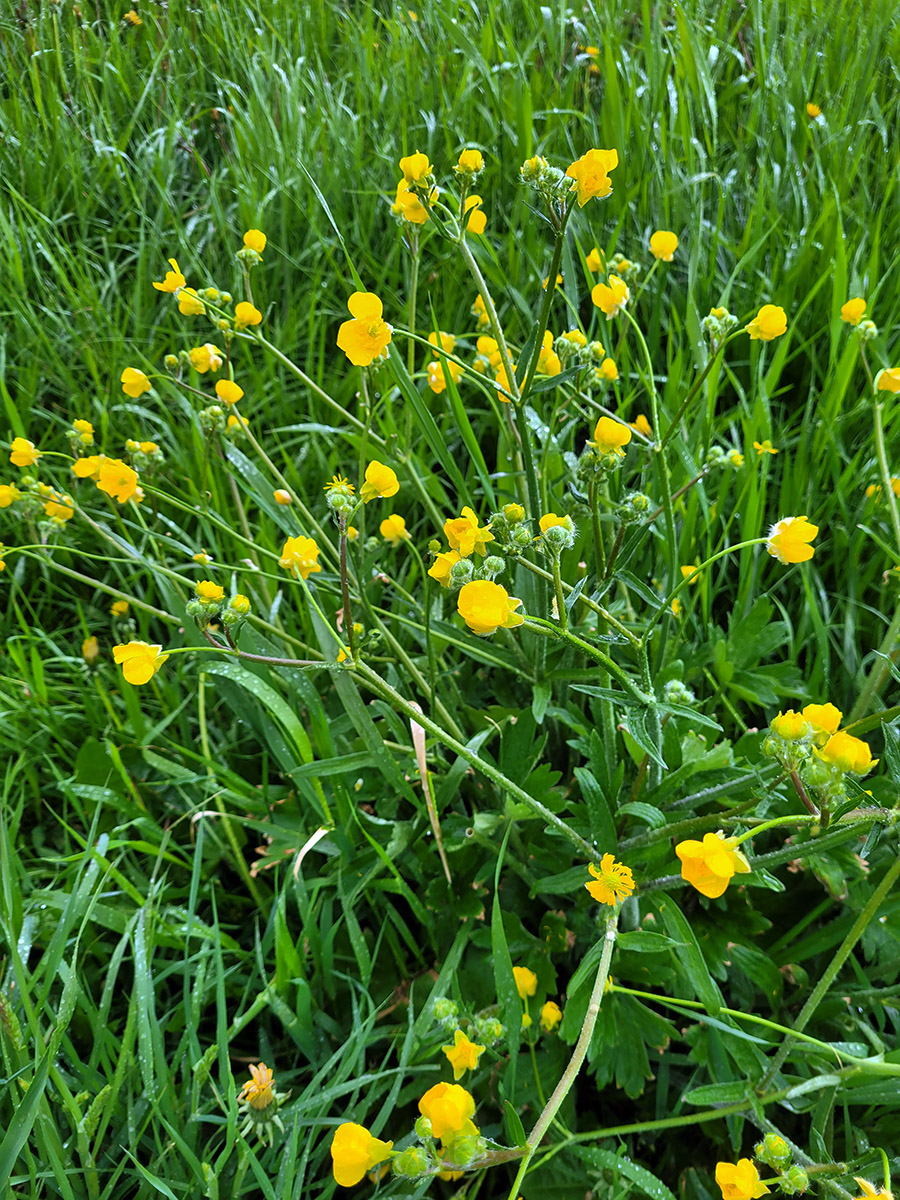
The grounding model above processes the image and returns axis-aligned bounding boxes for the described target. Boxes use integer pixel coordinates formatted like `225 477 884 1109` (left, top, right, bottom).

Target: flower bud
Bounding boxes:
503 503 525 524
200 405 226 432
441 1132 485 1167
414 1115 434 1140
216 318 231 332
754 1134 792 1171
473 1016 505 1044
164 354 179 371
779 1166 809 1195
857 318 878 341
512 525 533 548
432 998 458 1023
392 1147 430 1178
620 492 651 522
663 679 695 707
449 558 474 588
482 555 505 577
220 292 233 304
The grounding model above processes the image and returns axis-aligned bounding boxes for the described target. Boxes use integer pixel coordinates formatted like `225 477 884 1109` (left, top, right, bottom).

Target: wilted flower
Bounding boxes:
238 1063 275 1110
585 853 635 905
82 636 100 665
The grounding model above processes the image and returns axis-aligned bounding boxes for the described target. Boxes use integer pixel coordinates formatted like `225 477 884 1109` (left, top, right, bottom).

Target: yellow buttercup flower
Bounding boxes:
360 460 399 502
753 440 778 455
471 294 490 328
476 336 502 368
841 297 866 325
649 229 678 261
565 147 619 206
444 507 493 556
729 450 745 467
111 600 130 617
10 437 41 467
418 1083 477 1142
392 177 430 224
279 535 322 579
806 102 821 119
331 1123 393 1188
585 247 603 273
585 853 635 905
113 641 169 685
216 379 244 405
189 343 224 373
562 329 588 349
66 450 98 486
802 702 842 740
770 710 809 739
592 416 632 456
853 1178 894 1200
427 549 461 587
82 636 100 665
428 330 456 354
442 1029 486 1080
875 368 900 394
43 494 74 522
71 419 94 446
121 367 151 396
539 512 568 533
0 483 21 506
597 357 618 381
592 275 630 317
273 489 292 505
455 148 484 176
540 1001 562 1032
716 1160 771 1200
512 966 537 999
195 580 225 603
379 513 409 545
676 832 750 899
177 287 205 316
238 1063 275 1110
152 257 186 293
95 458 139 503
399 151 432 184
537 331 561 376
427 359 462 393
746 304 787 341
464 194 486 234
243 229 266 254
817 731 877 774
457 580 523 635
193 549 213 565
680 564 701 584
630 413 652 437
337 293 393 366
766 515 818 564
234 301 262 328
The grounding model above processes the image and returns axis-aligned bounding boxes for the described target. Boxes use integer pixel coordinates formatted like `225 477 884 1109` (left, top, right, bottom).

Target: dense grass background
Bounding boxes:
1 0 900 1197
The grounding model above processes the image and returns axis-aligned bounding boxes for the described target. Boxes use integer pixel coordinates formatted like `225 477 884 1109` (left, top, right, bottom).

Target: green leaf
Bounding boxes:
653 895 723 1015
575 1146 678 1200
684 1080 751 1106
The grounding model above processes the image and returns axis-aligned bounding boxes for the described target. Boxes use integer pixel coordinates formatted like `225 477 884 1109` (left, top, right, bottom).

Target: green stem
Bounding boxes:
550 555 568 630
759 850 900 1090
644 536 768 642
528 910 618 1149
658 333 740 450
730 814 819 846
848 594 900 724
519 214 570 406
873 396 900 551
524 618 651 706
514 556 641 646
352 662 597 859
407 230 419 376
621 306 676 588
589 479 607 576
254 332 385 445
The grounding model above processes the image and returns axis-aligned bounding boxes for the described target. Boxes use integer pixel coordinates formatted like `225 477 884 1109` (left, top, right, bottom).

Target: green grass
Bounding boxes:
1 0 900 1197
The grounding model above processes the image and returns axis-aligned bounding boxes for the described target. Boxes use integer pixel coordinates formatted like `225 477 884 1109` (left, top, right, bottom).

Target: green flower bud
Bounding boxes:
414 1115 433 1140
164 354 179 371
392 1147 430 1178
432 998 457 1023
663 679 695 707
441 1132 485 1167
754 1134 792 1171
779 1166 809 1195
482 554 505 577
